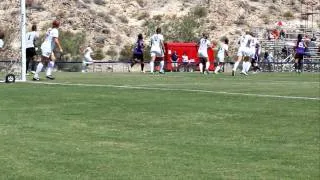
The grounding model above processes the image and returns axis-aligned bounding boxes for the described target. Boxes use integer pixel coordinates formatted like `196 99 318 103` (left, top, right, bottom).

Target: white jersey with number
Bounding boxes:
41 28 59 53
217 43 228 62
150 34 164 53
26 31 39 48
198 38 210 57
237 34 252 56
249 37 259 57
0 39 3 49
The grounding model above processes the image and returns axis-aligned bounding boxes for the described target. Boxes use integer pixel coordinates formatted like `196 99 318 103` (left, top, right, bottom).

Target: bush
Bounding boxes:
137 12 150 21
118 16 129 23
283 11 294 20
136 0 145 7
59 31 86 58
94 0 106 5
234 15 247 25
119 44 134 62
93 48 105 60
145 15 200 42
192 5 207 18
106 48 117 60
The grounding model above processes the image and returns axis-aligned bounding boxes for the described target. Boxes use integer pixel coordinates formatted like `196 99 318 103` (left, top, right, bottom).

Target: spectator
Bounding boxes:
171 51 178 72
272 29 279 40
280 29 285 40
182 52 189 65
305 37 317 57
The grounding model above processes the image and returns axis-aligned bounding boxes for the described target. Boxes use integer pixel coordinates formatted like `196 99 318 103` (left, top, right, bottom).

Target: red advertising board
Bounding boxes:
164 42 215 71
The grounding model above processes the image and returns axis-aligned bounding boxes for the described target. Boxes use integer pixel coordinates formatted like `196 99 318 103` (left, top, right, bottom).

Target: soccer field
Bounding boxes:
0 72 319 179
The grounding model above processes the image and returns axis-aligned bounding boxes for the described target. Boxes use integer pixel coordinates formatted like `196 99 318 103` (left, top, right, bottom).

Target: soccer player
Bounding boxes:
130 33 145 73
150 28 165 74
198 33 211 74
250 33 261 73
232 31 252 76
33 20 63 81
0 31 4 51
82 44 94 73
294 34 307 73
214 38 229 74
26 24 39 74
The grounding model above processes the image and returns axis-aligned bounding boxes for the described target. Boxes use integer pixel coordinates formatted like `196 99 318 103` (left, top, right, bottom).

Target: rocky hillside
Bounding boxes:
0 0 319 60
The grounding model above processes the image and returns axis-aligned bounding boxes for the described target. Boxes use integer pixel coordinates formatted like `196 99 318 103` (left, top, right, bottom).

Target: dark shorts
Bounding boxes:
199 57 207 64
133 53 144 62
26 47 36 58
294 53 303 60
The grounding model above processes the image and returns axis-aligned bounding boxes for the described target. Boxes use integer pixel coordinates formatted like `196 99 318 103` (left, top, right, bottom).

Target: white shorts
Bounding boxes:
237 47 251 57
198 51 208 58
41 49 52 58
217 54 225 62
151 50 164 57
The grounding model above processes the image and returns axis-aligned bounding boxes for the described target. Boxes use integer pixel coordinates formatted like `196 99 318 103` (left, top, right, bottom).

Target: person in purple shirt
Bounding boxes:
130 34 145 73
294 34 307 73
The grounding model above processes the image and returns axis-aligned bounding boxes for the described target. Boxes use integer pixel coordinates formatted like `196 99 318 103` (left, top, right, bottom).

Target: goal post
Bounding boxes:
20 0 27 82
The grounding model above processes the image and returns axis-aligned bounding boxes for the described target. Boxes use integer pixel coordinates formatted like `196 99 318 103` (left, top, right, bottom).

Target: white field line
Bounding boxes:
27 81 320 101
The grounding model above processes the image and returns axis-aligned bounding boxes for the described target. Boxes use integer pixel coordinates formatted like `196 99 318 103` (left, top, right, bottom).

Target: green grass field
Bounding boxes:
0 72 319 180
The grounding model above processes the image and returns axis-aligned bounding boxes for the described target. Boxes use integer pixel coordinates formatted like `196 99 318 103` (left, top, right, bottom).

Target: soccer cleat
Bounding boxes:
240 71 248 76
159 71 165 74
32 77 40 81
46 75 55 80
232 70 235 76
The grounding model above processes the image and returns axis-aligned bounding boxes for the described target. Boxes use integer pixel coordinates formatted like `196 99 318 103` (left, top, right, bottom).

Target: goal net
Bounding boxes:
0 0 26 82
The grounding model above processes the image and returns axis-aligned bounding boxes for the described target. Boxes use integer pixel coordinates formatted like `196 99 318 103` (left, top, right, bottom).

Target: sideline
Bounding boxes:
26 81 320 101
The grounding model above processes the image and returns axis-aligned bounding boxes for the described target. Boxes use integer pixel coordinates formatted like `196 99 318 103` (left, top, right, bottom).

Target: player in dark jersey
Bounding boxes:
130 34 145 73
294 34 306 73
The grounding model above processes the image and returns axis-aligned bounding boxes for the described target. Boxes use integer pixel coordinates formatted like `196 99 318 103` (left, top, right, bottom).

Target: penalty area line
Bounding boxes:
26 81 320 101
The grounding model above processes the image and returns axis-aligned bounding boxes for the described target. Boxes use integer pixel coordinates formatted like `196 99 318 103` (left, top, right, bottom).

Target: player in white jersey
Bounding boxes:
33 20 63 81
0 31 4 51
26 24 39 74
150 28 165 74
232 31 252 76
214 38 229 74
82 44 95 73
198 33 211 74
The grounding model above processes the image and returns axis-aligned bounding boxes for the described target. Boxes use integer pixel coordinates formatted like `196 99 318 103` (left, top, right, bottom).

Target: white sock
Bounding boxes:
242 62 247 73
199 63 203 73
34 62 43 78
150 61 154 73
215 65 221 73
46 61 54 76
246 62 251 72
160 60 164 72
206 61 210 71
233 61 240 71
